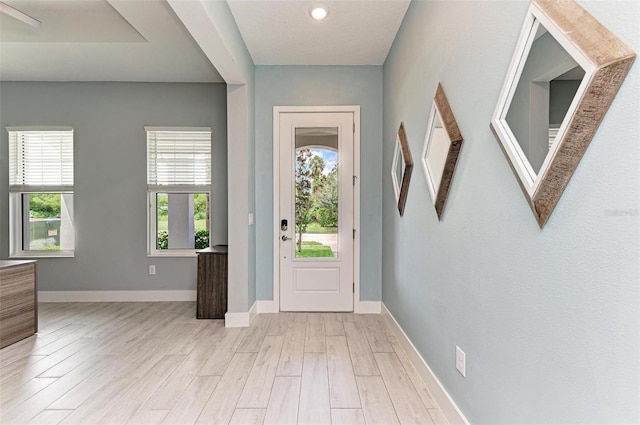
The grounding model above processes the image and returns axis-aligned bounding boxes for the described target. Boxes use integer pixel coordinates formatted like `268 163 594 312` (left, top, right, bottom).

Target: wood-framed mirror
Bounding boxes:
490 0 635 227
391 122 413 216
421 83 464 220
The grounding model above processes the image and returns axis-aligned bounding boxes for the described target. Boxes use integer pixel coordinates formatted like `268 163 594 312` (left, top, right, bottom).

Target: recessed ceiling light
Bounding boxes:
310 6 328 21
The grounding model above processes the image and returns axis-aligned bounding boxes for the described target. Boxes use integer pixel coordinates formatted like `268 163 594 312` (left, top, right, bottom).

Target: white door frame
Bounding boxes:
273 105 361 313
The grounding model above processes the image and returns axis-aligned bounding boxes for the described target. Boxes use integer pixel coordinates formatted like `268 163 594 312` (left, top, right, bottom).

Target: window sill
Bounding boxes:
147 250 197 258
10 252 75 259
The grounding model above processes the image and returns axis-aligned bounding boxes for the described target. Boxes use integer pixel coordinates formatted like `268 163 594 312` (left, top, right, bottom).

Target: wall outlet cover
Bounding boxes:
149 265 156 275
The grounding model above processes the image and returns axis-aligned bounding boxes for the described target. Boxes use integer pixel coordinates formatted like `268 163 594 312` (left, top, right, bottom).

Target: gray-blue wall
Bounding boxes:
382 1 639 423
0 82 227 291
255 66 383 302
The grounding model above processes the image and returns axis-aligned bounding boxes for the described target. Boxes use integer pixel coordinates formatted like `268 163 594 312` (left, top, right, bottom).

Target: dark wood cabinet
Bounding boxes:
0 260 38 348
196 246 227 319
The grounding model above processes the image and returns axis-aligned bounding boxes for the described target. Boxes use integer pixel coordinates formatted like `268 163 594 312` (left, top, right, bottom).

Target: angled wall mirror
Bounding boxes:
391 122 413 216
490 0 635 227
421 83 464 220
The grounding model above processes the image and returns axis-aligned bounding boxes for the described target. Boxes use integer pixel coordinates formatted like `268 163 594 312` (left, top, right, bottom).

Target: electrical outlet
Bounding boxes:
248 213 254 226
456 346 466 377
149 265 156 275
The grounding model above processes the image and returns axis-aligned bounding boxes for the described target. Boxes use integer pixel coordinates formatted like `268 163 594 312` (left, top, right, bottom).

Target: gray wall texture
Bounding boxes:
0 82 227 291
382 1 639 423
254 65 383 302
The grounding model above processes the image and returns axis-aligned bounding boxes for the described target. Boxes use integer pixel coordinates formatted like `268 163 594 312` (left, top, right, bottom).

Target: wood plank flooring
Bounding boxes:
0 302 447 425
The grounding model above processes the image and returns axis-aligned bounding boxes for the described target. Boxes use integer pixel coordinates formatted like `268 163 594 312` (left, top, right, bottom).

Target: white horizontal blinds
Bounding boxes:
147 129 211 190
8 129 74 191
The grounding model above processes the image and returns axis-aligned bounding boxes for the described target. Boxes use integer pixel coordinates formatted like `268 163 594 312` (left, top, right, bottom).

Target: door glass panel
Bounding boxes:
294 127 338 259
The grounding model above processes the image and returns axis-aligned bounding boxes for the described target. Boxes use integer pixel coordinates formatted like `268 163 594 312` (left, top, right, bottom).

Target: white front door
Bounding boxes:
278 112 354 312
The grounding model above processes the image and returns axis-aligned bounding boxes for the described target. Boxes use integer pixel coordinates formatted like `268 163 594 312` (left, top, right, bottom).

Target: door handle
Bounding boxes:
281 235 292 241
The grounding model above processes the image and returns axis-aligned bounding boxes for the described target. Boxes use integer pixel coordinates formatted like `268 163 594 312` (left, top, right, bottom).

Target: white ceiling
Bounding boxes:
227 0 410 65
0 0 223 82
0 0 410 82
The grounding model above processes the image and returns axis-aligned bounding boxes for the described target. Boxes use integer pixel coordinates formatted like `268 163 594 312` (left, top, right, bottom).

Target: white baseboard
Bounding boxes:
382 303 469 425
38 290 196 302
249 300 258 323
224 311 249 327
251 300 380 314
224 301 257 328
355 300 381 314
256 300 276 313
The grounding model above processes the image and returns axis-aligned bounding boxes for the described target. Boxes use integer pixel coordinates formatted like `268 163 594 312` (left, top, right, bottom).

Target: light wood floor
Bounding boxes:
0 302 447 425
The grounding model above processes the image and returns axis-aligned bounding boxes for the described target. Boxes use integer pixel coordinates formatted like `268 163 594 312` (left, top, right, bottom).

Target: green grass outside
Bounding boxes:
157 218 207 232
295 241 334 258
306 222 338 234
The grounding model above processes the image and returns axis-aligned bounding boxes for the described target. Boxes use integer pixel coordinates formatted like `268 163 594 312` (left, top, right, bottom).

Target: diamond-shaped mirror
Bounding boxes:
491 0 635 227
391 122 412 216
504 23 585 176
421 83 463 220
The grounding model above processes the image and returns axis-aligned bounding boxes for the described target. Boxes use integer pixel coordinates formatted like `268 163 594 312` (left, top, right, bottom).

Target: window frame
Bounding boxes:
7 127 75 258
147 188 211 257
145 127 212 257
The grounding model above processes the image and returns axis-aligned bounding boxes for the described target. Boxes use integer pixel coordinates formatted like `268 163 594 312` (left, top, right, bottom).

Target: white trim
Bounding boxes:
9 186 74 193
249 300 258 323
146 251 197 258
6 126 72 132
147 185 212 192
144 126 211 132
273 105 361 313
353 109 361 314
274 106 361 113
354 301 381 314
224 301 257 328
38 290 196 302
273 108 280 311
382 303 470 425
11 252 75 259
257 300 276 313
224 311 250 327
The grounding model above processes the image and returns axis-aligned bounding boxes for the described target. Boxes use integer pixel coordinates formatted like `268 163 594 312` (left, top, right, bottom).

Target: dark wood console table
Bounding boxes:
196 246 227 319
0 260 38 348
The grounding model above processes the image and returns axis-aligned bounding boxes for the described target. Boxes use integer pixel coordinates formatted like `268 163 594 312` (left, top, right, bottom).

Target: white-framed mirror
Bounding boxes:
421 83 463 220
490 0 635 227
391 122 412 216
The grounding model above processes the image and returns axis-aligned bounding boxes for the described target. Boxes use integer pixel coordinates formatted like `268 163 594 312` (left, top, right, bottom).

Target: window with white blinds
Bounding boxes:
146 127 211 189
8 128 74 190
7 127 75 257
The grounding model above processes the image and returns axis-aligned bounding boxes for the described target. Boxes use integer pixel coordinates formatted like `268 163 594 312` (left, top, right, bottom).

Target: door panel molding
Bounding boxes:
273 105 360 312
